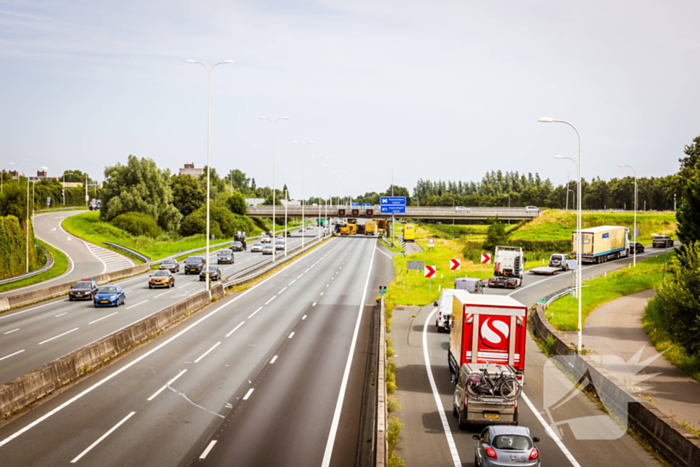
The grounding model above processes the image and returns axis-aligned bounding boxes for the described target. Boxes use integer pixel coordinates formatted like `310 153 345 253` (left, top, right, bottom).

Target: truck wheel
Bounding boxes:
458 408 469 430
453 403 458 417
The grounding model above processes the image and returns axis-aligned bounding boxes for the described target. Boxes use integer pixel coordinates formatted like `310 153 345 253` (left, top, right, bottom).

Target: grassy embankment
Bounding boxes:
63 211 241 262
0 240 69 293
546 251 674 332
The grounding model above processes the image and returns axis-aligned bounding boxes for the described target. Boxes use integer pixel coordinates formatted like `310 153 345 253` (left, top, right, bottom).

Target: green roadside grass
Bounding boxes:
63 211 240 262
545 251 675 332
0 240 69 293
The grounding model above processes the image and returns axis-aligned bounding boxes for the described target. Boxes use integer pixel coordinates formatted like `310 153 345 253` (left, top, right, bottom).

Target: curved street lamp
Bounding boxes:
619 164 637 267
293 140 314 247
186 59 233 290
261 117 289 262
542 116 583 353
26 166 48 273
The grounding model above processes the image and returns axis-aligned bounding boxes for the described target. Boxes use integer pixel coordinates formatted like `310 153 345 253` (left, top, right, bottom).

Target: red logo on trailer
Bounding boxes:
480 317 510 348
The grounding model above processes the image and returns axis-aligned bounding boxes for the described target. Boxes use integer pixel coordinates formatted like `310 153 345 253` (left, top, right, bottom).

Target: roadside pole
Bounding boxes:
284 189 288 257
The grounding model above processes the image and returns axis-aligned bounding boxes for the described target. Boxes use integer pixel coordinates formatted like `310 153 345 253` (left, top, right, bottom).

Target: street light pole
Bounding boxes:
542 116 583 353
312 155 328 240
284 188 288 256
261 117 289 262
26 166 48 273
293 141 314 248
619 164 637 267
187 59 233 290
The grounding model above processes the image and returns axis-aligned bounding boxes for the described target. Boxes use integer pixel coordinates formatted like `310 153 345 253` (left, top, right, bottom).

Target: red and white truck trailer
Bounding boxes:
449 291 528 426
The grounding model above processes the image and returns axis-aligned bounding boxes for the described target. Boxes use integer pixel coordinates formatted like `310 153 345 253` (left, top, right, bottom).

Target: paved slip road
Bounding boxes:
0 226 324 387
394 246 674 466
0 210 135 299
0 234 394 467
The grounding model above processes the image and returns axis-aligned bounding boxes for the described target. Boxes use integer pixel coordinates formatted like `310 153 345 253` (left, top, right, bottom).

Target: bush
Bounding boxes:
111 212 162 238
179 205 254 239
226 192 248 216
645 242 700 357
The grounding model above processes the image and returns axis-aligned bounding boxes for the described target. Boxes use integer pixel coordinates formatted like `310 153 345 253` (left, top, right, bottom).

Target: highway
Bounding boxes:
394 246 672 466
0 225 324 386
0 210 135 299
0 235 394 467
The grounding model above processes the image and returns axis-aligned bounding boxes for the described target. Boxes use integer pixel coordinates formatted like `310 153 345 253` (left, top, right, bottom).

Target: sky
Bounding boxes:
1 0 699 199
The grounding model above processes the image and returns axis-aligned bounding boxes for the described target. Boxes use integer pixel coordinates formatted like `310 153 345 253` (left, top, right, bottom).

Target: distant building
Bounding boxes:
9 170 18 179
179 163 203 177
246 198 266 206
61 182 83 188
28 170 48 182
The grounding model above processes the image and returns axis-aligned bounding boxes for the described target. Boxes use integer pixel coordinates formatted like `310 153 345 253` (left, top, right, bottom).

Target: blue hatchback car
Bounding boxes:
93 285 126 308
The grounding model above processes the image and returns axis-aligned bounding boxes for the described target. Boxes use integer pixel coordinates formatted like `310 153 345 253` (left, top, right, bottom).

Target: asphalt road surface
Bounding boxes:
0 210 135 299
0 234 393 467
0 226 325 386
394 246 673 466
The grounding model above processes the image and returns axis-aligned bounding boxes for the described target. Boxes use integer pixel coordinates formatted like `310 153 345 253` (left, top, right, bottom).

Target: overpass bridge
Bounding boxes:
247 205 538 221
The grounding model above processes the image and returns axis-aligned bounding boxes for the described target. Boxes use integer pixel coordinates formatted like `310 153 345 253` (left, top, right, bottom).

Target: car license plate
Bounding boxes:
77 294 83 297
190 268 196 272
101 300 109 303
483 413 499 419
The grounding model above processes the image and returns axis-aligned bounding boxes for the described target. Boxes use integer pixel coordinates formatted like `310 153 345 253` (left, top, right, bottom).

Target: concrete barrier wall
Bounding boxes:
0 283 224 419
531 304 700 467
0 264 150 312
375 296 387 467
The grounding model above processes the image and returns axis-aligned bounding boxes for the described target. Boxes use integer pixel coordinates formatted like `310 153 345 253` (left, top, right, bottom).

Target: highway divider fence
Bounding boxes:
0 263 150 313
0 284 225 420
531 303 700 467
375 296 388 467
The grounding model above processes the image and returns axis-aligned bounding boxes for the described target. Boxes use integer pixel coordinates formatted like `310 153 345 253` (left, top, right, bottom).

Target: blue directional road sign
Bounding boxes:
380 205 406 214
363 203 371 207
380 196 406 206
351 202 360 206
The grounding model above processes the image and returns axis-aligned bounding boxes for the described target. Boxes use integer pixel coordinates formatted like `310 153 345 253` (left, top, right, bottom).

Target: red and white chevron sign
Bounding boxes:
424 265 436 278
481 253 492 264
450 259 461 270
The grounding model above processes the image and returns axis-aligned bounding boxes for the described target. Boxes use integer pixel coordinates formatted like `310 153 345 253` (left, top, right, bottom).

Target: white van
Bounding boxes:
455 277 484 294
433 289 458 333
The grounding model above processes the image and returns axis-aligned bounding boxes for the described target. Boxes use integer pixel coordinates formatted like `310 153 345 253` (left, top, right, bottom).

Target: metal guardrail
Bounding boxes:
0 248 54 286
102 242 152 263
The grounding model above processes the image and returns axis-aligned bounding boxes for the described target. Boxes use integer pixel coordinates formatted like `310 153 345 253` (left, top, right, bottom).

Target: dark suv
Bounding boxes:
184 256 206 275
69 279 99 301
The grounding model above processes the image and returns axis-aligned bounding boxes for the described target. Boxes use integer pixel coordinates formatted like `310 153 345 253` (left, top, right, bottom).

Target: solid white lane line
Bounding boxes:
194 341 221 363
288 280 296 286
147 369 188 401
321 241 377 466
226 321 245 338
270 355 278 364
0 237 339 450
199 440 217 460
0 349 25 361
302 315 307 320
154 290 172 298
38 327 79 345
248 307 263 319
243 388 254 400
288 332 295 339
3 328 20 335
279 287 288 294
70 412 136 463
55 312 67 318
265 296 276 305
126 300 148 310
88 312 118 325
423 309 461 466
376 247 393 260
312 302 317 306
521 393 581 466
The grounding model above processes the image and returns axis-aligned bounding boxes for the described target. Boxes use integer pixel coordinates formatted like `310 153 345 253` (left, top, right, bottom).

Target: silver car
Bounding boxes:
251 242 263 252
275 239 285 251
473 426 540 467
262 244 274 255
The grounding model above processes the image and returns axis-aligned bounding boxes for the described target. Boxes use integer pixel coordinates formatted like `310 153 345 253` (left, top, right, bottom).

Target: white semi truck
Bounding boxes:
487 246 525 289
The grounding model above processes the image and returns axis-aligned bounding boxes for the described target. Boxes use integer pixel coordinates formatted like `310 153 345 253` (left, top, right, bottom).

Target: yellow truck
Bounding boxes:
403 224 416 242
572 225 630 264
376 220 387 236
364 220 377 235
